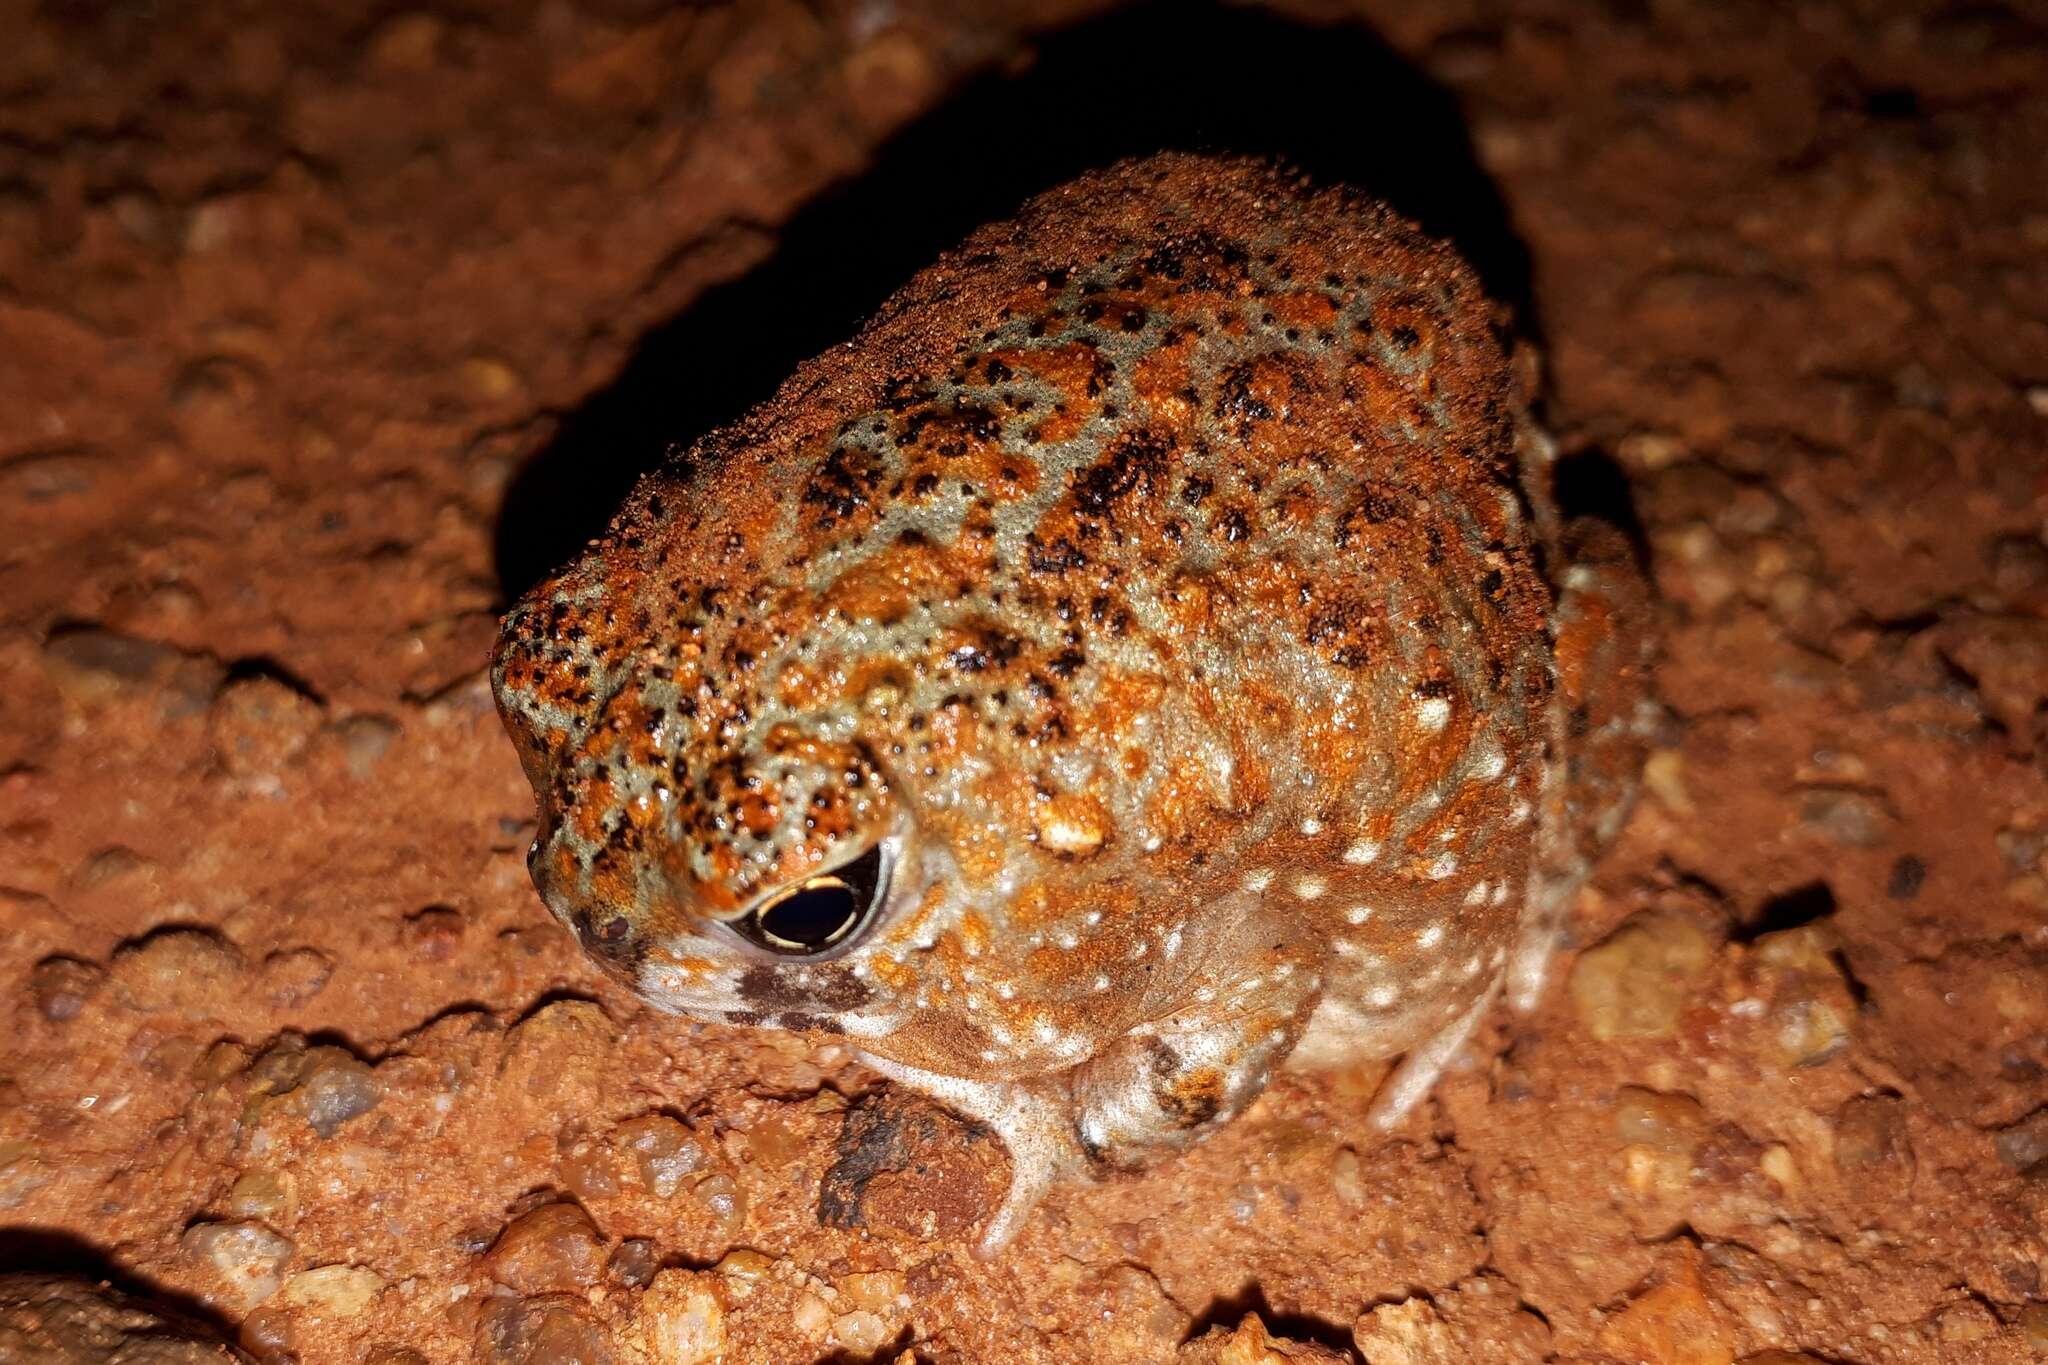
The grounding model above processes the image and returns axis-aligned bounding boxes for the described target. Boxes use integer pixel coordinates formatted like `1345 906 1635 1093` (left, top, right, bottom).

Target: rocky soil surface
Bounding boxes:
1 0 2045 1361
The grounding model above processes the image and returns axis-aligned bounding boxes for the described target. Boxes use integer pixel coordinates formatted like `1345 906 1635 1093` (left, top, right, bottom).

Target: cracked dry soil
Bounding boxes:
2 1 2046 1362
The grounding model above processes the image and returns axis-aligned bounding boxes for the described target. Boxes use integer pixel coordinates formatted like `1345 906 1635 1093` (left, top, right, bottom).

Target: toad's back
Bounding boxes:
494 155 1652 1255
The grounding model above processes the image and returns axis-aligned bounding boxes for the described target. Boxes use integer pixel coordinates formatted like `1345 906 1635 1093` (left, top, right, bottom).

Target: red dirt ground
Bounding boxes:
2 1 2045 1361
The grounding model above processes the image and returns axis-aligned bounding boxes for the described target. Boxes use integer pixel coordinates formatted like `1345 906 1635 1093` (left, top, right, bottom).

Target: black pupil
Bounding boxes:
758 883 857 949
741 843 886 955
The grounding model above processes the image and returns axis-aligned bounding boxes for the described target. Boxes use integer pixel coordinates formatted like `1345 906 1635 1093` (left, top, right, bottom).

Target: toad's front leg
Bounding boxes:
860 936 1323 1257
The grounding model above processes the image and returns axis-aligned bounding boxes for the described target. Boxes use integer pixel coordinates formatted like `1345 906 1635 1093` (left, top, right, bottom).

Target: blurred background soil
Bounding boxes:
1 0 2046 1360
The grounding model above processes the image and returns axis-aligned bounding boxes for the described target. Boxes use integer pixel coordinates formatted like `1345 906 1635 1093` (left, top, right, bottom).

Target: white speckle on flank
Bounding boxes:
1344 839 1380 865
1142 833 1163 852
1417 924 1445 949
1092 974 1110 992
1508 799 1533 825
1416 697 1451 732
996 981 1017 1000
1245 868 1275 892
1294 875 1327 900
1492 882 1510 905
1367 984 1400 1009
1274 962 1295 979
1054 930 1079 950
1164 929 1183 958
1488 947 1506 967
1195 986 1216 1003
1032 1018 1060 1044
1345 905 1373 925
1465 880 1490 906
1428 853 1458 880
1476 746 1507 779
1462 955 1483 977
1301 817 1323 836
1334 939 1358 957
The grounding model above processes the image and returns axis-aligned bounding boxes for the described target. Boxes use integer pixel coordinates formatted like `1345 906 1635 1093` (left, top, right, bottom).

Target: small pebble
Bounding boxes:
1934 1300 1998 1343
636 1269 727 1365
330 714 401 778
277 1264 384 1316
614 1114 713 1198
401 906 466 960
244 1035 313 1095
607 1238 659 1289
1614 1087 1707 1153
475 1294 612 1365
1996 825 2047 875
1994 1107 2048 1171
0 1142 47 1210
40 626 223 715
833 1309 892 1355
224 1168 297 1223
1352 1298 1461 1365
791 1291 832 1342
838 1271 905 1314
558 1131 622 1201
208 675 326 787
460 355 527 403
2018 1302 2048 1351
110 928 244 1012
70 846 151 889
691 1171 746 1238
484 1203 606 1295
1179 1313 1350 1363
1753 926 1854 1067
0 447 106 502
1618 431 1689 470
1569 911 1716 1042
291 1046 381 1137
1796 787 1890 848
1329 1146 1364 1206
28 956 105 1022
261 947 334 1007
1594 1258 1732 1365
182 1220 294 1311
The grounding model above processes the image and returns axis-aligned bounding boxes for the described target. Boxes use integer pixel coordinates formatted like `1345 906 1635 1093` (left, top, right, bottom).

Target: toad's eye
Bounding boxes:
732 842 891 957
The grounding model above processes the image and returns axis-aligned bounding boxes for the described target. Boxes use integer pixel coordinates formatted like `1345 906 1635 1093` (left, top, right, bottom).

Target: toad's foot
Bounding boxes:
1367 983 1498 1129
859 935 1320 1256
